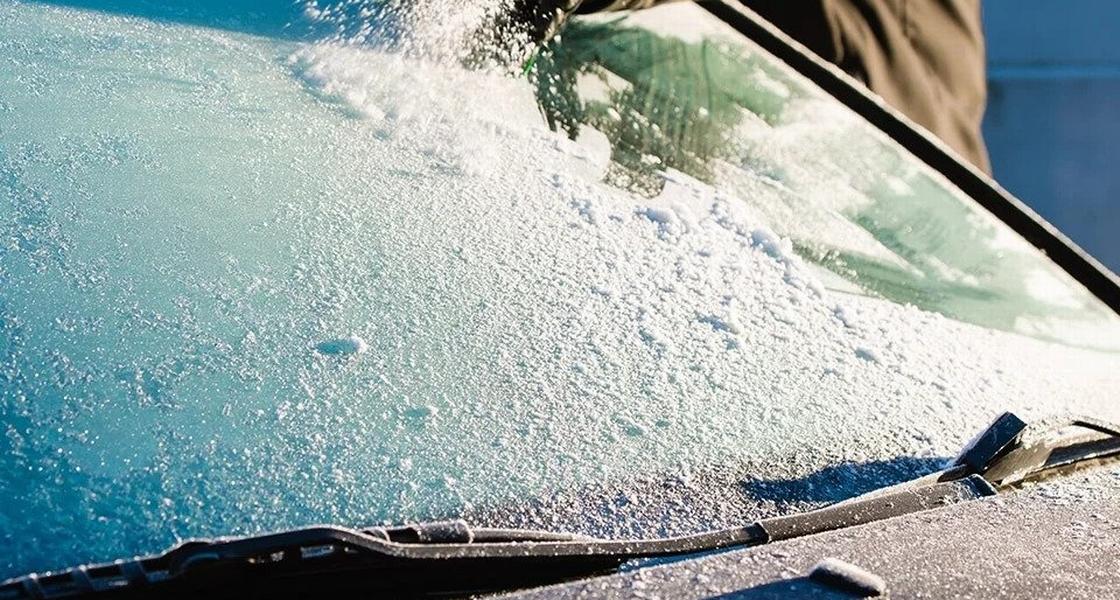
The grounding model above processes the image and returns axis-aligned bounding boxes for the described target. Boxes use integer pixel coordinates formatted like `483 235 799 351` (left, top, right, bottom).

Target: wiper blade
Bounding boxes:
954 412 1120 487
0 481 992 599
5 412 1116 599
0 521 769 599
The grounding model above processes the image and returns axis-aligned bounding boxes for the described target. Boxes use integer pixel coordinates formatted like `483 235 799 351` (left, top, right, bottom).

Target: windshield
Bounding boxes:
2 0 1119 579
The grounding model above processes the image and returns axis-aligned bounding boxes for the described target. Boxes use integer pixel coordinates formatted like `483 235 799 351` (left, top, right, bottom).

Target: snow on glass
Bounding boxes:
1 0 1119 580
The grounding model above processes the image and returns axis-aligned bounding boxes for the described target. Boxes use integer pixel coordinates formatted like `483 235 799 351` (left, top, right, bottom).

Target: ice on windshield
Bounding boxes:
1 0 1119 579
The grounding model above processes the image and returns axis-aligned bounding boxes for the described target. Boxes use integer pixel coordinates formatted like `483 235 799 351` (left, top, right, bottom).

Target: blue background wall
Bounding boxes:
982 0 1120 271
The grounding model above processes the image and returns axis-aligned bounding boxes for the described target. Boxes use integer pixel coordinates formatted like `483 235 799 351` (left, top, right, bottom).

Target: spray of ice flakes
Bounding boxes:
297 0 540 67
289 0 554 180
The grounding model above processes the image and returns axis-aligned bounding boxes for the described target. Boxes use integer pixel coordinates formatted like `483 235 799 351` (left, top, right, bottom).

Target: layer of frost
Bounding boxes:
0 0 1118 582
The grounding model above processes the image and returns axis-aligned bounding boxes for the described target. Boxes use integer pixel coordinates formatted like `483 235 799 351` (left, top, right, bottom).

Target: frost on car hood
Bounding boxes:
1 0 1119 579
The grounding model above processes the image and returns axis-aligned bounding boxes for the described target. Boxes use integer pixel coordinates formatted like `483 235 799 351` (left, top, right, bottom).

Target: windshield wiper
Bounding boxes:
952 412 1120 487
0 482 991 599
4 412 1117 599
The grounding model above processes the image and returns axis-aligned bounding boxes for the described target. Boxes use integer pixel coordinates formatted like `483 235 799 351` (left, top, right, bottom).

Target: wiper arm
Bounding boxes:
953 412 1120 487
5 412 1116 599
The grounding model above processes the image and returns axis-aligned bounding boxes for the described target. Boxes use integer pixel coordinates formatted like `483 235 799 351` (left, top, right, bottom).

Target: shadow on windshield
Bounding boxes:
739 456 946 504
713 578 857 600
466 455 949 540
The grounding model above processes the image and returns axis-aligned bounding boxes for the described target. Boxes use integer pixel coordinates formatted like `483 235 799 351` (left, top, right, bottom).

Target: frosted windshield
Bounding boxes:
2 0 1119 579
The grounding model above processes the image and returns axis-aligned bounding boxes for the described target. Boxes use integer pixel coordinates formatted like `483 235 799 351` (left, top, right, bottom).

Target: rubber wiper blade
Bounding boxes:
953 412 1120 487
0 477 998 600
0 521 766 599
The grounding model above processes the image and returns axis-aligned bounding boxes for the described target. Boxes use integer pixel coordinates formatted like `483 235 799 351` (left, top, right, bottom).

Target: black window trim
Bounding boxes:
697 0 1120 315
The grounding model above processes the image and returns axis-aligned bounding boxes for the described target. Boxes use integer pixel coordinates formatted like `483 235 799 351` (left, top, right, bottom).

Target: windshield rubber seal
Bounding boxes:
696 0 1120 316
